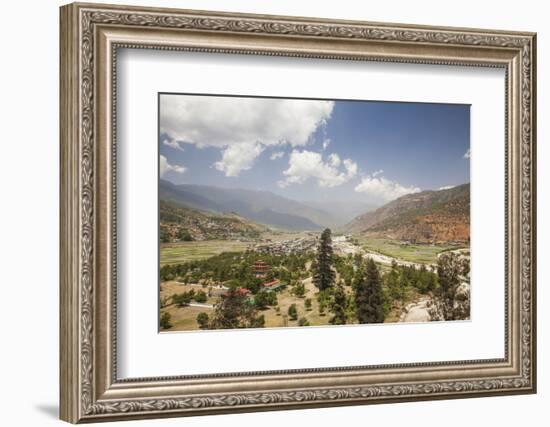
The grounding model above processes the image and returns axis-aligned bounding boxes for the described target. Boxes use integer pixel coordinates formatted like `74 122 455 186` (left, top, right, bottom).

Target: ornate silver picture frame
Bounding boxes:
60 2 536 423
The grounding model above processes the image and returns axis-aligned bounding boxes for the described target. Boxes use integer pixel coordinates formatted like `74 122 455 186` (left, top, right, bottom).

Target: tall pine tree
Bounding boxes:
354 258 385 324
312 228 335 291
330 282 347 325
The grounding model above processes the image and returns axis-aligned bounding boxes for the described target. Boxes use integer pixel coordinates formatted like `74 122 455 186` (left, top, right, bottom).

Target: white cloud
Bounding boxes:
279 150 357 188
464 148 471 159
439 185 455 191
160 95 334 176
214 143 264 177
372 169 384 177
328 153 341 167
162 138 184 151
160 155 186 176
270 151 285 160
354 173 420 202
343 159 358 178
322 138 331 150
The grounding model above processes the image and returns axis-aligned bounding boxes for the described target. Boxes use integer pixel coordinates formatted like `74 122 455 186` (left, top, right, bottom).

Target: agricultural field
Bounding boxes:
160 240 249 265
354 236 465 264
160 232 314 266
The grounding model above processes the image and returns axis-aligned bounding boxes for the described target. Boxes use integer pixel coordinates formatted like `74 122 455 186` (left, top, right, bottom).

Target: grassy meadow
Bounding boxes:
355 236 464 264
160 232 312 265
160 240 249 265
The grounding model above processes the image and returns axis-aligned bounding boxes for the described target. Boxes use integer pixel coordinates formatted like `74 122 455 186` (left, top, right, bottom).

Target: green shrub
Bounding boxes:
298 317 310 327
194 290 207 303
288 304 298 321
173 292 193 307
160 312 172 329
196 312 210 329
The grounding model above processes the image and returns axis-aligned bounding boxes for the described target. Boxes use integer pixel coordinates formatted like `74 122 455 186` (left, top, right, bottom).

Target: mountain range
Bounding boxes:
344 183 470 243
159 179 336 230
160 179 470 242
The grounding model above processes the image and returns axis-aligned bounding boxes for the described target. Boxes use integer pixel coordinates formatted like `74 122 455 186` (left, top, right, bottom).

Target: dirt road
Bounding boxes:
401 298 431 322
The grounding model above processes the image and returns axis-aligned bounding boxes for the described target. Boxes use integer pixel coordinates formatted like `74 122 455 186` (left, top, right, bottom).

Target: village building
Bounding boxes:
235 287 251 297
252 260 286 291
253 260 271 279
261 279 283 291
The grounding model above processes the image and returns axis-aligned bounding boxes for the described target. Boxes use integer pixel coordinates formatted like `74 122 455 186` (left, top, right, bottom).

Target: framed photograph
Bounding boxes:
60 2 537 423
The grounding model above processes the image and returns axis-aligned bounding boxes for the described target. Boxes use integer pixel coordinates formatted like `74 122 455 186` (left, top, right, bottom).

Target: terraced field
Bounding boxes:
160 240 249 265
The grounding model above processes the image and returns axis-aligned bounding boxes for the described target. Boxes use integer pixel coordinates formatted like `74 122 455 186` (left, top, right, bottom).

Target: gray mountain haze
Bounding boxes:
304 199 378 226
160 179 337 230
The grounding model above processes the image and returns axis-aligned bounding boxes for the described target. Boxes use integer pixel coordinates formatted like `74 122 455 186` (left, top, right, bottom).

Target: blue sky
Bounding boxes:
159 94 470 205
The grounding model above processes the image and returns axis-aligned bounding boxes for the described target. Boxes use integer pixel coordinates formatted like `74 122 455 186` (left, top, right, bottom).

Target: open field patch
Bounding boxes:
354 236 465 264
160 240 249 265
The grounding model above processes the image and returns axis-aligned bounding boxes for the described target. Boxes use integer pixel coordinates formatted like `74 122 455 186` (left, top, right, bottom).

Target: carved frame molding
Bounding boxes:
60 2 536 423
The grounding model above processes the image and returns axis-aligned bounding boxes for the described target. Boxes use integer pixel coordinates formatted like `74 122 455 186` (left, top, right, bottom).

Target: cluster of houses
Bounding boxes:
251 236 318 256
160 220 217 242
184 219 256 242
161 212 259 243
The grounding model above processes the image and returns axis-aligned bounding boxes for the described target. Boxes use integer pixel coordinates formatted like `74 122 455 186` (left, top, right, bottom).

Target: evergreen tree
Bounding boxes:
160 312 172 329
330 283 347 325
312 228 335 291
354 258 385 324
384 260 402 300
288 304 298 321
429 253 469 321
210 288 263 329
196 312 210 329
291 281 306 298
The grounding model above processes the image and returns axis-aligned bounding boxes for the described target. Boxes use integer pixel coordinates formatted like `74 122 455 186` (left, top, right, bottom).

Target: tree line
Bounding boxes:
311 228 469 325
160 251 313 294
